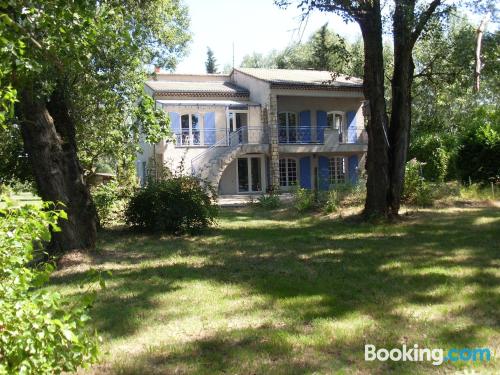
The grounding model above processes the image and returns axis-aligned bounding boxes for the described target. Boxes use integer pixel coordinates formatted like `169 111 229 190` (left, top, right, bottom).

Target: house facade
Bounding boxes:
138 68 368 195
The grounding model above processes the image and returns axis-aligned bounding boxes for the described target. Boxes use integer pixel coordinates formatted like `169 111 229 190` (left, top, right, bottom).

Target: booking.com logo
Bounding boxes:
365 344 492 366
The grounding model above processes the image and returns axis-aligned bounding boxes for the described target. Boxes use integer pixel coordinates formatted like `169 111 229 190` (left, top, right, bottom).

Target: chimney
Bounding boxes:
154 66 161 74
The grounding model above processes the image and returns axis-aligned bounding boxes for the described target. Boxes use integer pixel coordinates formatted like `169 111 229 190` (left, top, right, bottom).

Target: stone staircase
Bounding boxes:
191 127 268 189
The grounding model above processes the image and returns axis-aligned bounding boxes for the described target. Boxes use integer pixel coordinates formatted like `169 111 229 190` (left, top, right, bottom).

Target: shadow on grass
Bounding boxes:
51 207 499 374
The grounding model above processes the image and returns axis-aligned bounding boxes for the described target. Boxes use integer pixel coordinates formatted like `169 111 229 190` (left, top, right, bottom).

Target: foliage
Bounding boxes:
257 193 281 209
90 181 128 227
409 134 450 182
456 108 500 184
1 0 190 180
125 176 218 234
0 200 99 374
318 183 355 213
0 125 32 185
411 16 499 183
240 24 356 76
402 159 434 207
205 47 218 73
292 187 316 212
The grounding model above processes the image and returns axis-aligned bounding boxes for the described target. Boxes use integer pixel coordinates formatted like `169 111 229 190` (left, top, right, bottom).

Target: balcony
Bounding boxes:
278 125 367 144
174 127 269 148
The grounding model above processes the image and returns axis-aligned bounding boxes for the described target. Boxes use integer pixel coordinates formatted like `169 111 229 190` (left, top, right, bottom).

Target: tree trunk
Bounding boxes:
19 87 98 254
388 1 416 216
357 3 391 218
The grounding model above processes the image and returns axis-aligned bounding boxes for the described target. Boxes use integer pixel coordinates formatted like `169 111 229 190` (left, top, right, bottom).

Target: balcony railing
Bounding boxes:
190 126 268 174
278 125 367 144
175 127 268 147
174 129 227 147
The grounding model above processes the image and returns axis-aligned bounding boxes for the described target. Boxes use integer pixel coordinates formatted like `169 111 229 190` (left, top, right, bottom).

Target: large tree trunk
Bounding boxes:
357 2 391 218
19 87 98 254
388 1 416 216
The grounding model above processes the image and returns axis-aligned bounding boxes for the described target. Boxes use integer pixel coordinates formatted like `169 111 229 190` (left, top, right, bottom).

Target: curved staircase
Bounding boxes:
191 127 268 190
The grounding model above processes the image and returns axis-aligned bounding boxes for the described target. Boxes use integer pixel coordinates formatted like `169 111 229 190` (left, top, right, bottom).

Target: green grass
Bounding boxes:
0 192 41 208
48 205 500 374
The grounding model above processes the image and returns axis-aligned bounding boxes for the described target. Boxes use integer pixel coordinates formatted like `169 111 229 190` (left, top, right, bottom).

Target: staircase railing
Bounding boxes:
190 126 268 176
190 127 242 176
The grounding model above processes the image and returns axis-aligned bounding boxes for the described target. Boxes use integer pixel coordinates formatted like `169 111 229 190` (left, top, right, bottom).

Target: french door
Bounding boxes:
237 156 263 193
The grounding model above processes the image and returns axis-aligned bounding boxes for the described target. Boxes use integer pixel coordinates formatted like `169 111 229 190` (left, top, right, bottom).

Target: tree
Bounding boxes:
310 22 348 71
1 1 190 253
277 0 493 217
205 47 218 73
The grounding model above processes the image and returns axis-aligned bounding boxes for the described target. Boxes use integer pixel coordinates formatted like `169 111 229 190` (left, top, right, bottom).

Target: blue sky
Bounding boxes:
175 0 360 73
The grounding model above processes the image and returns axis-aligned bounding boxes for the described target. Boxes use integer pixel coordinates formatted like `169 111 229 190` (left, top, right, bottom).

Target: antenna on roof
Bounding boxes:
232 41 235 70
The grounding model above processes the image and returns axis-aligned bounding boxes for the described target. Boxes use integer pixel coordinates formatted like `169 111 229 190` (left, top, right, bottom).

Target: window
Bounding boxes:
328 157 346 184
237 156 263 192
327 111 345 131
179 113 201 145
278 112 297 143
279 158 297 187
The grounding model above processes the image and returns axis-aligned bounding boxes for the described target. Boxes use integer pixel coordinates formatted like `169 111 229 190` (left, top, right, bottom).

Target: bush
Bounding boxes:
457 121 500 184
403 159 434 207
90 181 127 227
257 193 281 209
292 187 316 212
125 176 218 234
410 134 450 182
0 199 99 374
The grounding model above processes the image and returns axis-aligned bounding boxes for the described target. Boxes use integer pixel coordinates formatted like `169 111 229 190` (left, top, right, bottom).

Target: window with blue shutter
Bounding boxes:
204 112 216 145
348 155 359 184
299 110 311 143
318 156 330 190
299 157 311 189
317 111 327 143
347 111 357 143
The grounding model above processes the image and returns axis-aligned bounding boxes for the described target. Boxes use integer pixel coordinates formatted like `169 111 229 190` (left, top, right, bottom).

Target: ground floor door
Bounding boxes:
237 156 264 193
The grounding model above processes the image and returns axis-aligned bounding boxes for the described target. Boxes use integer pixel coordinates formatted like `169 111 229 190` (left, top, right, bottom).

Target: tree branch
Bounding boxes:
410 0 442 46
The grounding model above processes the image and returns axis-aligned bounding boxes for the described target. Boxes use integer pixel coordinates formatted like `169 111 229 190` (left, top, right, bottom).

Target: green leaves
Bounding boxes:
135 93 171 145
0 202 100 374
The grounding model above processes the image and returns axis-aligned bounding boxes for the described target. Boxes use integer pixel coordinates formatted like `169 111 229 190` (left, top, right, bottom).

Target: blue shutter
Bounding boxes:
317 111 327 143
169 112 180 134
347 111 356 143
299 110 311 143
299 157 311 189
318 156 330 190
348 155 359 184
169 112 181 145
204 112 216 145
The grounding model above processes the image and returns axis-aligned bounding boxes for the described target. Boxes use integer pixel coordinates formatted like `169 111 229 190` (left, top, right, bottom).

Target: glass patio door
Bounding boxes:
237 157 262 193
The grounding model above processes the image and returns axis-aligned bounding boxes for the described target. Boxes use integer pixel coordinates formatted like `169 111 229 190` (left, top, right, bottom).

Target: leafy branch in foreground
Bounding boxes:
0 200 101 374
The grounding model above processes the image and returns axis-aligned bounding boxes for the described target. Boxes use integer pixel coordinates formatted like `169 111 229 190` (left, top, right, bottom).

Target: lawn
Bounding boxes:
48 204 500 374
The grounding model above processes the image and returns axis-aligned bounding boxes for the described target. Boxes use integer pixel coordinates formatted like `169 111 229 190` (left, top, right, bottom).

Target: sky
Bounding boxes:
175 0 361 73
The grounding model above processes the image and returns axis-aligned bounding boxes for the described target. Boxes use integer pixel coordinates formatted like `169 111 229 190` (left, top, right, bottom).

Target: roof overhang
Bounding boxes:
156 99 260 107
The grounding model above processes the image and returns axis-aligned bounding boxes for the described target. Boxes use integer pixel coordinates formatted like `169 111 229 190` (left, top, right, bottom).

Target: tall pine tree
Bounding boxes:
205 47 218 73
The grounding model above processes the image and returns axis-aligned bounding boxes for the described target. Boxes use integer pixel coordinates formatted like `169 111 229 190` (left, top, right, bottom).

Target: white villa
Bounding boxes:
137 68 368 195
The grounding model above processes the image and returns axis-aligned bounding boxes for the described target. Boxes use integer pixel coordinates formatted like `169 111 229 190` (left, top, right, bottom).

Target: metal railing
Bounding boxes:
190 126 268 175
174 129 228 147
278 125 367 144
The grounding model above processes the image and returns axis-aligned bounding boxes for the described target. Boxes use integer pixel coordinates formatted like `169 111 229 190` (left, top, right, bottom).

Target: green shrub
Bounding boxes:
292 187 316 212
403 159 434 207
457 121 500 184
90 181 126 227
410 134 450 182
257 193 281 209
125 176 218 234
0 199 99 374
